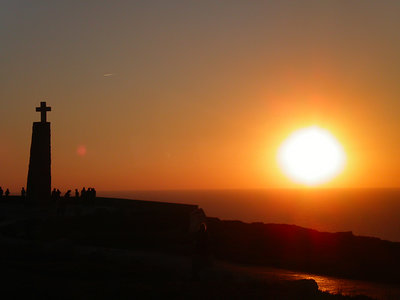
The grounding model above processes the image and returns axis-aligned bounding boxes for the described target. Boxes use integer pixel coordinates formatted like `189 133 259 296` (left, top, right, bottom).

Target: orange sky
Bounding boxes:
2 1 400 192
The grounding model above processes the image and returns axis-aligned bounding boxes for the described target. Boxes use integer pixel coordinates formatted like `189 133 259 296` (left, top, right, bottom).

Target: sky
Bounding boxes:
1 1 400 191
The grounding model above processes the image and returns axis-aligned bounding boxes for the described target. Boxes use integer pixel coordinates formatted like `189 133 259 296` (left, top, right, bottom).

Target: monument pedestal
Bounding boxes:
26 121 51 204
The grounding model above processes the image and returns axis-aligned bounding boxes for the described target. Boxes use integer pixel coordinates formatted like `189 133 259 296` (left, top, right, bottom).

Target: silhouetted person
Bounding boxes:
64 190 71 199
54 189 60 209
0 187 3 199
192 223 209 279
92 188 96 199
5 189 10 198
87 188 95 202
81 187 86 200
55 189 61 206
56 189 64 216
75 189 79 198
51 188 57 202
21 187 26 200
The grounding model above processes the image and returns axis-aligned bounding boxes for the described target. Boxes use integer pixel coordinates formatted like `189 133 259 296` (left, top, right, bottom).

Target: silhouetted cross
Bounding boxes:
36 102 51 123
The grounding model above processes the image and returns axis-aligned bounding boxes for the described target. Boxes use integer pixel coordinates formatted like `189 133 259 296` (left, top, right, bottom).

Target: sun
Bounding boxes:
277 126 346 186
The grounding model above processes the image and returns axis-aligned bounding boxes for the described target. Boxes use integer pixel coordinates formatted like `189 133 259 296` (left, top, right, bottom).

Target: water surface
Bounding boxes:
222 263 400 300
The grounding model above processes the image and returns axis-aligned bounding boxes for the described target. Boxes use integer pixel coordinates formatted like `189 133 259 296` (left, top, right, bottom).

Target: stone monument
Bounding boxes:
26 102 52 204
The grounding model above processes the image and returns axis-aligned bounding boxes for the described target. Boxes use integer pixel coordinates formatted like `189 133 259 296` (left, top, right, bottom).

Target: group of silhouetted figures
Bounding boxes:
52 187 96 216
51 187 96 202
0 187 11 199
0 187 25 199
0 187 97 202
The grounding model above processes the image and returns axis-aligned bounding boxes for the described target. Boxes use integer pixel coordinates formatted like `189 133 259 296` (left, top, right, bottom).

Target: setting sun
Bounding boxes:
278 126 346 186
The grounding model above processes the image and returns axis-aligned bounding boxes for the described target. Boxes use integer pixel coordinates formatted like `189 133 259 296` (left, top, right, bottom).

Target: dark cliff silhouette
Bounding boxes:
207 217 400 284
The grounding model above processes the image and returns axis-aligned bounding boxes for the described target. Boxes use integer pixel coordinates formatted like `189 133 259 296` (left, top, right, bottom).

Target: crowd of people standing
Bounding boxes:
0 187 24 199
51 187 97 202
0 186 96 202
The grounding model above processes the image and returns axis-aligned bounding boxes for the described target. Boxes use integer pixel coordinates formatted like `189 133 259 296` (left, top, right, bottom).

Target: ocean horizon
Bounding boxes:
99 188 400 242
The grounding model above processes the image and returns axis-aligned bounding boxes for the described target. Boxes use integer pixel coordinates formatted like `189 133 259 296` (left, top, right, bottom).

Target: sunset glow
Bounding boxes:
2 1 400 192
3 3 400 298
278 126 346 186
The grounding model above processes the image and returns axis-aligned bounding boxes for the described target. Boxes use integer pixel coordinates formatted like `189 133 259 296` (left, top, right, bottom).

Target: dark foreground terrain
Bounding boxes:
0 237 372 300
207 218 400 285
0 197 381 299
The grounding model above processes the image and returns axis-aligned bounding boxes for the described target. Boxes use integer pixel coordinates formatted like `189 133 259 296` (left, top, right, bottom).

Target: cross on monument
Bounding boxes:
36 101 51 123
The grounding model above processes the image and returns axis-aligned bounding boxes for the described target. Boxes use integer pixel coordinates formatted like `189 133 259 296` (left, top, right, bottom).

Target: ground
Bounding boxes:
0 198 374 299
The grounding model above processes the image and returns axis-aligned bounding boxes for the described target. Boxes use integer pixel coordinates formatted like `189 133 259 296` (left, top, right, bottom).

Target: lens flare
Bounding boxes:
77 145 87 156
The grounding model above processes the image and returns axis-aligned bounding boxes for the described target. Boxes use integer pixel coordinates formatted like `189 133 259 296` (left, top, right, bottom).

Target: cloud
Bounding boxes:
103 73 115 77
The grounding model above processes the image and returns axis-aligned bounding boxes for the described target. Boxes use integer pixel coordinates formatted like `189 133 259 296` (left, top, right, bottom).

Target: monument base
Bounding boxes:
27 122 51 205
